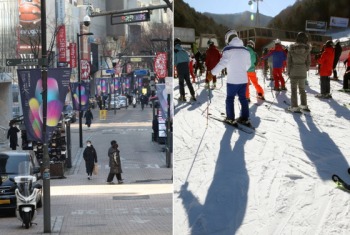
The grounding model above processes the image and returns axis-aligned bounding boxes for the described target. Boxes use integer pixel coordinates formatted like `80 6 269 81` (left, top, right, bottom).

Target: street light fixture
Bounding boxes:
77 32 94 148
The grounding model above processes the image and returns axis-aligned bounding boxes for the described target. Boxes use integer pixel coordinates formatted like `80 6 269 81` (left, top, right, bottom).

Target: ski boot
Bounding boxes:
212 83 216 88
315 94 325 98
190 96 197 101
273 87 281 91
247 97 251 103
236 116 251 126
287 106 302 113
257 93 265 100
305 79 309 85
281 86 288 91
204 83 209 88
299 105 310 112
224 117 237 126
325 93 332 99
178 95 187 102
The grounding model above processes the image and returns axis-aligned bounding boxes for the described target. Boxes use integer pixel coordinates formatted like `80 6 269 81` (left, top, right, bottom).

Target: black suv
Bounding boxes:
0 151 42 212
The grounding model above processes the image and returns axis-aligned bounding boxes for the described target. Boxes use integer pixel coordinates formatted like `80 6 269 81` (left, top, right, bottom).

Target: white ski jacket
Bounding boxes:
211 37 251 84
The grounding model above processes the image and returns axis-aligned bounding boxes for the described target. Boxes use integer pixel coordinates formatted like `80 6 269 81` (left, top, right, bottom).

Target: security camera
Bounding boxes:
84 15 91 27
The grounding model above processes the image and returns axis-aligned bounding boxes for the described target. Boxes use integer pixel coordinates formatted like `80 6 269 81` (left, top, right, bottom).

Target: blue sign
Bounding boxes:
106 69 115 74
135 70 147 75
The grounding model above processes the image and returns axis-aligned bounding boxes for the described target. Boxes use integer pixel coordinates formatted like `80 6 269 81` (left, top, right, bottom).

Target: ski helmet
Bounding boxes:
296 32 308 44
174 38 181 45
225 29 238 45
334 39 340 45
247 40 255 49
207 39 214 46
325 40 333 48
275 39 281 45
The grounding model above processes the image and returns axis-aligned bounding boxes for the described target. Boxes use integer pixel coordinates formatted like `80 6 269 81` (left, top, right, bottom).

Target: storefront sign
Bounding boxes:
57 26 67 62
81 59 91 79
100 110 107 120
69 43 77 68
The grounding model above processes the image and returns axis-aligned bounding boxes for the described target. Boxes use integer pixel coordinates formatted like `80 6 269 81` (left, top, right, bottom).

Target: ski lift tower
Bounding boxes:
248 0 263 27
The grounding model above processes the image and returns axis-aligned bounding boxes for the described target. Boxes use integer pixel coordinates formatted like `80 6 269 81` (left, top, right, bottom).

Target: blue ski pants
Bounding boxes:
226 83 249 119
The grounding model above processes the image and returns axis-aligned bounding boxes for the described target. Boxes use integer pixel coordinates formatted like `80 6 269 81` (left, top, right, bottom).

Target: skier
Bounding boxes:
205 39 221 88
343 51 350 72
206 29 251 125
343 70 350 90
315 40 335 99
189 53 196 83
174 38 196 102
332 39 342 80
262 47 269 79
245 40 264 102
194 50 203 76
267 48 274 80
262 39 288 90
286 32 311 112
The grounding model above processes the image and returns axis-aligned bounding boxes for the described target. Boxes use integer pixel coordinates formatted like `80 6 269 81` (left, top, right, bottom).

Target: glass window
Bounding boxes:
267 29 272 37
0 155 29 174
249 29 255 37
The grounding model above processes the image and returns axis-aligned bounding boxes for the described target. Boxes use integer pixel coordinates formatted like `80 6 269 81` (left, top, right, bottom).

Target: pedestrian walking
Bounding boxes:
106 140 123 184
286 32 311 112
98 96 102 110
315 40 335 99
140 94 147 110
7 123 20 150
83 140 97 180
174 38 196 102
245 40 264 102
332 39 342 80
84 108 93 130
205 39 221 88
262 39 288 90
152 115 159 142
206 29 251 125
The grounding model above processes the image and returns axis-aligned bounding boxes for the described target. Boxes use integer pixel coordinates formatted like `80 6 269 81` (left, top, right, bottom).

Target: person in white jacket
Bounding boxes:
206 29 251 125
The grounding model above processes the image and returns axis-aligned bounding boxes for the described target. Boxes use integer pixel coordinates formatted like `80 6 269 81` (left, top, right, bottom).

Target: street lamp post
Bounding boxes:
150 38 172 168
77 32 93 148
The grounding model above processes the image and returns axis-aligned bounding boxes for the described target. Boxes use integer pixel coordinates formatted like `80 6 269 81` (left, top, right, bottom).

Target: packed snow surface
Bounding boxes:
174 68 350 235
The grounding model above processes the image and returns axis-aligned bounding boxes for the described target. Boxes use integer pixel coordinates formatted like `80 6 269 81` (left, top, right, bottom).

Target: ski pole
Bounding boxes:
267 76 290 110
207 87 209 127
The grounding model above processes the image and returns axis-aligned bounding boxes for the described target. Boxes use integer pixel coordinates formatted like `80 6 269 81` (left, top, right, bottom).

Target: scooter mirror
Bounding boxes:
33 184 42 189
9 178 15 182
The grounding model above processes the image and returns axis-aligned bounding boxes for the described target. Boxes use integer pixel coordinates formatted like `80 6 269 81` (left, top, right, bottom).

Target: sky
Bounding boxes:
182 0 297 17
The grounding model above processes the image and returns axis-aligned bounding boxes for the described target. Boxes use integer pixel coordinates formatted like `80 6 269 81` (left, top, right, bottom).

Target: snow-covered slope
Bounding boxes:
173 68 350 235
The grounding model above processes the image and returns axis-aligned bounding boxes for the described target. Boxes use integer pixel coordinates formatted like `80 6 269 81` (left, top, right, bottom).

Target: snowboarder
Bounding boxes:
174 38 196 102
245 40 264 102
286 32 311 112
206 29 251 125
262 39 288 90
205 39 221 88
332 39 342 80
315 40 335 99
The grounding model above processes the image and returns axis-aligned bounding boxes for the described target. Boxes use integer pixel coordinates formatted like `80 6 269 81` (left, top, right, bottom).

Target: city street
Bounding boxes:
0 105 172 235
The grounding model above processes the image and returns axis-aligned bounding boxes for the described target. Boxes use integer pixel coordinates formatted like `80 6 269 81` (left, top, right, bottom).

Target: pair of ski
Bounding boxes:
339 89 350 92
343 104 350 108
283 101 311 115
174 97 200 105
209 114 266 134
332 169 350 192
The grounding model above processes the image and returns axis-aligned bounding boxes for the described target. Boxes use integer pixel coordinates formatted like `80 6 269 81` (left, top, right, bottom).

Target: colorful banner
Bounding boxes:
70 82 90 111
154 53 167 78
330 16 349 27
99 110 107 120
57 26 67 62
17 68 72 143
110 77 120 96
125 77 130 94
95 78 102 96
69 43 77 68
95 78 109 96
121 77 125 94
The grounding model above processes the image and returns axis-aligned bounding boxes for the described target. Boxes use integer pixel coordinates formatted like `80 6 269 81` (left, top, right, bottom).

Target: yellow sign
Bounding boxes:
131 58 142 62
100 110 107 120
142 88 147 95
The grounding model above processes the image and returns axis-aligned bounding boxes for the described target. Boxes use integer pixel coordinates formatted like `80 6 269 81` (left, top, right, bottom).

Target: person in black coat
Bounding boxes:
140 95 147 110
83 140 97 179
152 115 158 142
107 140 123 184
84 108 93 130
7 124 20 150
332 40 343 79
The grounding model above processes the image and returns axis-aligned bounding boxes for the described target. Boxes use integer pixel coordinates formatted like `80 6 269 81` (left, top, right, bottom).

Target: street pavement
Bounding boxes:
0 104 173 235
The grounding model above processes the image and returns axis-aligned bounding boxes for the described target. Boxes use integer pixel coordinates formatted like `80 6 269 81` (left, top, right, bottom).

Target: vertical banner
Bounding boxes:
17 68 72 142
114 77 120 95
156 84 173 120
126 63 132 73
101 79 108 96
138 77 142 95
69 43 77 68
115 63 121 75
80 59 91 80
135 77 139 90
154 53 167 79
95 78 101 96
121 77 125 94
125 77 130 93
57 26 67 62
69 82 90 111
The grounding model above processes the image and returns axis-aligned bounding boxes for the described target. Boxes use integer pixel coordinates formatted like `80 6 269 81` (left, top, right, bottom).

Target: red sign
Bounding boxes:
154 53 167 78
115 63 121 75
69 43 77 68
81 60 91 80
126 63 132 73
57 26 66 62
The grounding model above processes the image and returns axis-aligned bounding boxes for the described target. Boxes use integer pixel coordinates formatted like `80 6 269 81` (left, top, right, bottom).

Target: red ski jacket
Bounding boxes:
317 47 335 76
205 45 221 70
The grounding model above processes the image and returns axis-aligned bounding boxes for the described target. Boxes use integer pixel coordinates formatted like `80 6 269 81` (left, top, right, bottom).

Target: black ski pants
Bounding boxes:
320 76 330 94
178 73 195 97
344 71 350 89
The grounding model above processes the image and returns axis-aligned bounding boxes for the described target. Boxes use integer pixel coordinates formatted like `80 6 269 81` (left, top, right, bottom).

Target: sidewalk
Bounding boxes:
0 107 172 235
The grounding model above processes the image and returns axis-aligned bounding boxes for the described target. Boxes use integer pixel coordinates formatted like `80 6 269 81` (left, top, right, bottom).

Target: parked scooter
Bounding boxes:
132 98 137 108
10 162 42 229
